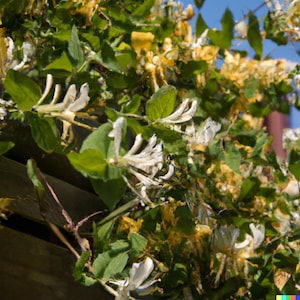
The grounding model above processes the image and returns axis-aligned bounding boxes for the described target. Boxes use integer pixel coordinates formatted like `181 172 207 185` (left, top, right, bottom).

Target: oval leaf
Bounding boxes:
4 70 41 110
146 85 176 121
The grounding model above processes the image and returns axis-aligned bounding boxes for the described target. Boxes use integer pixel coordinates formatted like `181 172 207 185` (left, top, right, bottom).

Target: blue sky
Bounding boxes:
182 0 300 127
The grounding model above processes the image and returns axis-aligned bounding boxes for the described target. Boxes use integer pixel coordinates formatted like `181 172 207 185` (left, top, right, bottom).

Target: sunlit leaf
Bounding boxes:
146 85 176 121
80 123 114 158
209 8 234 48
102 252 128 281
196 13 208 37
129 233 148 257
132 0 154 17
239 177 260 202
67 149 107 179
224 142 241 174
45 51 73 73
4 70 41 110
92 250 128 280
68 25 84 69
92 251 110 277
247 13 263 58
27 112 63 153
244 77 258 99
289 162 300 181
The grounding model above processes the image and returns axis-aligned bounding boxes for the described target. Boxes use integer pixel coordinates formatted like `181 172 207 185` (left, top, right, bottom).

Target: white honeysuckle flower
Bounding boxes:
6 37 14 62
282 127 300 149
33 74 90 143
192 29 209 48
249 223 265 250
159 98 197 124
108 118 172 195
235 20 247 37
34 75 90 118
13 41 35 71
122 134 164 176
294 74 300 90
159 162 175 181
0 107 7 120
110 257 156 300
0 99 15 120
37 73 54 105
282 178 300 197
234 223 265 260
108 117 125 162
212 226 240 254
185 118 221 148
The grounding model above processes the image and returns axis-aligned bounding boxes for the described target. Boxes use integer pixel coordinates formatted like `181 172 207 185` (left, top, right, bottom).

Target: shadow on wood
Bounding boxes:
0 226 112 300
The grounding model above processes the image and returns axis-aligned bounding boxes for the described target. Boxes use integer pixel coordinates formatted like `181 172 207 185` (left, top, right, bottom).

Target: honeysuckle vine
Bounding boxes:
1 0 300 299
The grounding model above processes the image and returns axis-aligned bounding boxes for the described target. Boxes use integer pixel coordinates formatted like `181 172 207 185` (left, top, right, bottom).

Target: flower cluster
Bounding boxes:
33 74 90 143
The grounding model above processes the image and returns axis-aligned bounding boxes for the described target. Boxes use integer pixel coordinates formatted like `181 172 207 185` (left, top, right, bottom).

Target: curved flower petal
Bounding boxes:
128 257 154 290
249 223 265 249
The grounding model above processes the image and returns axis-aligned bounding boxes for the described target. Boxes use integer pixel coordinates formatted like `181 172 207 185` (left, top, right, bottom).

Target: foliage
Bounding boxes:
1 0 300 299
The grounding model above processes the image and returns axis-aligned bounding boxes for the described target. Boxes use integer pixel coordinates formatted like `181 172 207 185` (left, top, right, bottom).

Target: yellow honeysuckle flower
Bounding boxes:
131 31 155 57
118 216 143 235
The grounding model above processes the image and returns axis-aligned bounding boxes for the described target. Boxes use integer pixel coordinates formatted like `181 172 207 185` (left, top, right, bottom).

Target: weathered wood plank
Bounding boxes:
0 156 106 230
0 226 112 300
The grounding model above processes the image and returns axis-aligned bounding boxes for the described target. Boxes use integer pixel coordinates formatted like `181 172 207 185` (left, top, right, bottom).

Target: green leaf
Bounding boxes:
27 113 62 153
92 251 110 277
4 70 41 110
221 8 234 47
264 12 288 46
80 123 114 159
91 177 126 210
251 132 268 157
102 252 128 281
110 240 130 253
181 60 207 80
73 251 90 281
196 13 208 37
244 77 258 99
67 149 107 179
248 13 263 58
0 141 14 155
194 0 205 9
92 251 128 280
100 42 121 72
45 51 73 73
52 30 71 42
239 177 261 202
95 220 114 253
224 142 241 174
273 252 299 270
106 71 132 89
97 198 140 227
146 85 176 121
26 159 44 199
123 95 142 114
129 233 148 257
132 0 154 17
208 8 234 48
289 162 300 181
68 25 84 69
174 205 194 235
